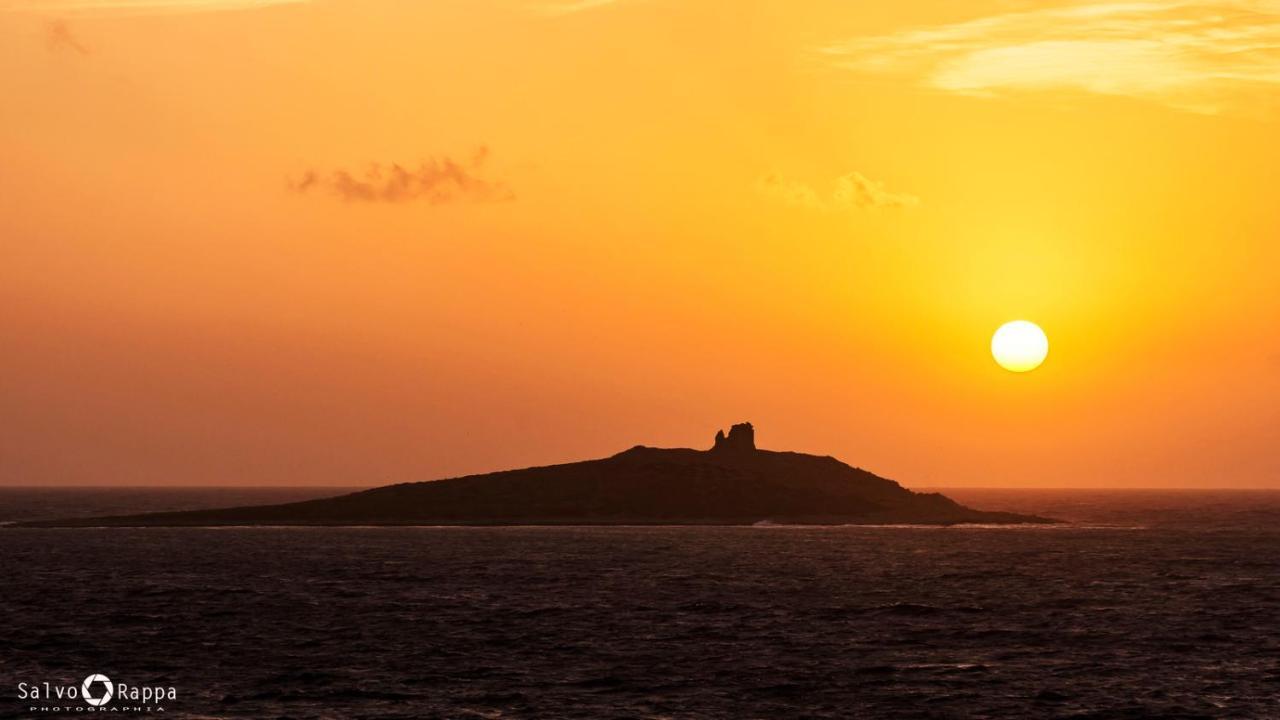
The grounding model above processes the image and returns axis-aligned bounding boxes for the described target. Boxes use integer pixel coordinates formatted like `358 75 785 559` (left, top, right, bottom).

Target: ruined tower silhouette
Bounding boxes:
712 422 755 453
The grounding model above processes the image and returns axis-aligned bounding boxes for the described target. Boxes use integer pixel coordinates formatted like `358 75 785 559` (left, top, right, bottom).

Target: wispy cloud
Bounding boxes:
758 172 921 211
291 148 515 206
46 19 89 54
1 0 305 15
818 0 1280 115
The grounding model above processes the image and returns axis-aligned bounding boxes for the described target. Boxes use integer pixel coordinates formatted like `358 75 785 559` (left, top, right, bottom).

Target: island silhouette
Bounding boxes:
19 423 1052 527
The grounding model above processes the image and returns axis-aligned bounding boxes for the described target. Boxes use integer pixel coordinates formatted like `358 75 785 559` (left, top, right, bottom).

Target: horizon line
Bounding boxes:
3 484 1280 492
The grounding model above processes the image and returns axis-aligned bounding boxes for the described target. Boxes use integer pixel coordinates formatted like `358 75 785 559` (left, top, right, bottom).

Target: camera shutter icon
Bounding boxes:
82 674 114 707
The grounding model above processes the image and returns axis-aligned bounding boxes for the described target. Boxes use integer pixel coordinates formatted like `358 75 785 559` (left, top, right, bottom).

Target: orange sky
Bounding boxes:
2 0 1278 488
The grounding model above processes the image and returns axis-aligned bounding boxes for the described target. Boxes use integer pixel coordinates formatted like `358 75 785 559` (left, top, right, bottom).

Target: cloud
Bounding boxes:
817 0 1280 115
291 148 515 206
758 172 921 211
1 0 305 16
46 20 89 54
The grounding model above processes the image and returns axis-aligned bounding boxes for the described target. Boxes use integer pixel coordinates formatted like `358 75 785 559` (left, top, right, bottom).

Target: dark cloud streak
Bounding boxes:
291 148 514 206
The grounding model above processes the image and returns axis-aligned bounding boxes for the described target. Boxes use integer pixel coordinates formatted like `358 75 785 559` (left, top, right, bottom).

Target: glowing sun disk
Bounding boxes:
992 320 1048 373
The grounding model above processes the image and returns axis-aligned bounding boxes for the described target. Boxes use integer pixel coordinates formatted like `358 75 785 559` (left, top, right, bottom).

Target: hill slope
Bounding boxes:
17 424 1052 527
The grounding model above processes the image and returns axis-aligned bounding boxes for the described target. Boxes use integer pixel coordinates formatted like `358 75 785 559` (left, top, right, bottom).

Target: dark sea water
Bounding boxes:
2 487 1279 719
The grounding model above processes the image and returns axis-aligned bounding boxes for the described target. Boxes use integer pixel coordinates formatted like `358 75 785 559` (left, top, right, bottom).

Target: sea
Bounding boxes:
1 487 1278 719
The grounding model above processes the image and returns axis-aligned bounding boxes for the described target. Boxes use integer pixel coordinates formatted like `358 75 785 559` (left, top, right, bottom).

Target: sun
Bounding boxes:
991 320 1048 373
